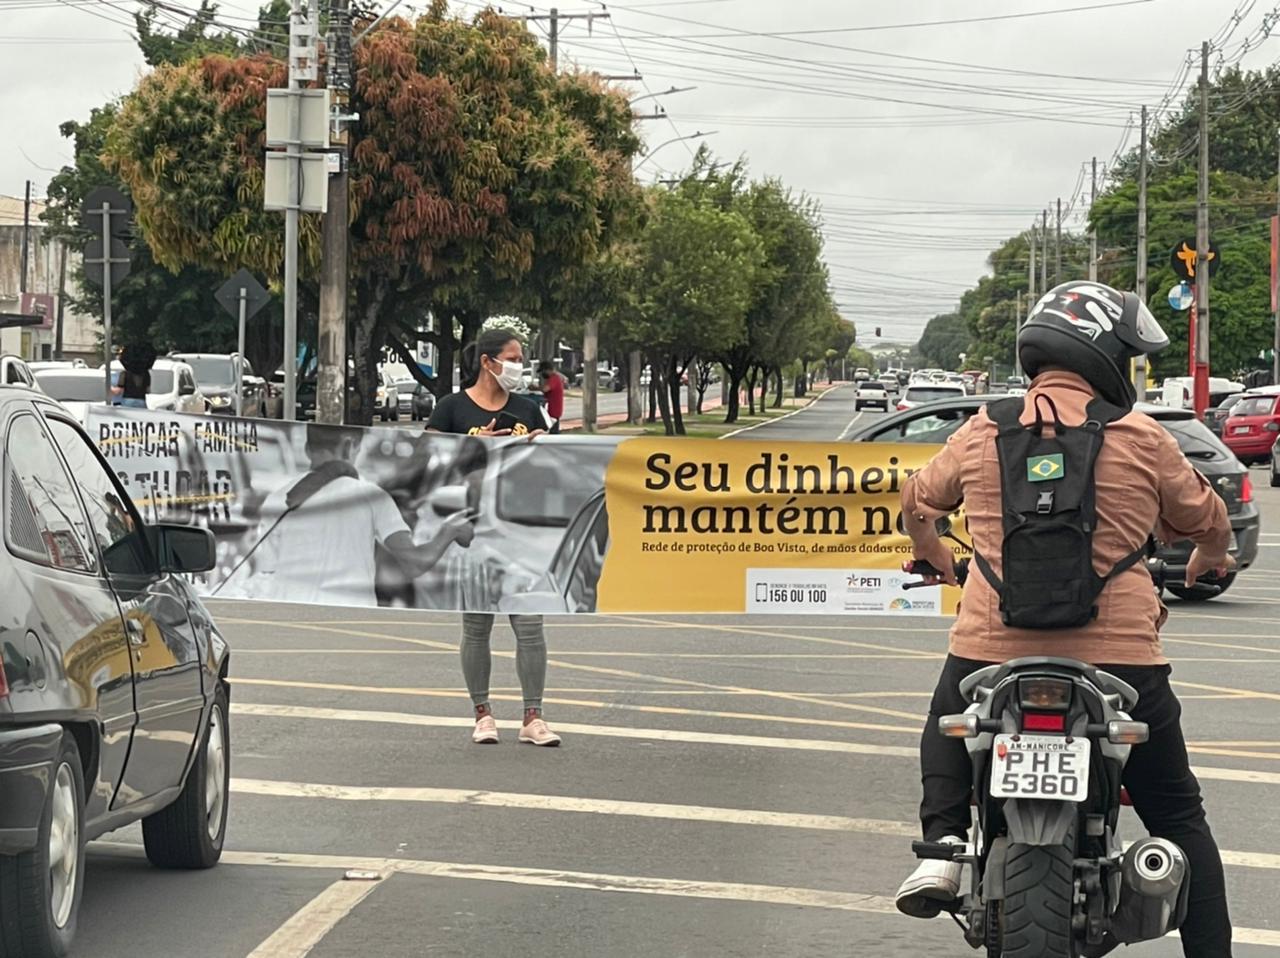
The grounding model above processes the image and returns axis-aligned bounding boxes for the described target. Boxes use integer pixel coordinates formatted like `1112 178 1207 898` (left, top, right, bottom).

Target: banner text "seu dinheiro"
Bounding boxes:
642 452 919 536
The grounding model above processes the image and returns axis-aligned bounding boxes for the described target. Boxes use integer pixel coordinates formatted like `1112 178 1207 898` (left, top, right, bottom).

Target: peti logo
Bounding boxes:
846 574 883 591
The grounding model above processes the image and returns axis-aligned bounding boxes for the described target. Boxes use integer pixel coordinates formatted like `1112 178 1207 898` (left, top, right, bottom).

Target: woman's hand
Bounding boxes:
476 418 512 437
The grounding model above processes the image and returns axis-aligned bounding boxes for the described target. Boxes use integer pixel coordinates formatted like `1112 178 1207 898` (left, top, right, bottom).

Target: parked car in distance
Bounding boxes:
855 379 889 411
0 354 37 389
1221 387 1280 464
897 382 967 410
1206 392 1245 438
0 388 231 955
111 358 206 413
395 377 436 421
172 352 267 417
30 366 107 422
853 367 871 382
850 394 1258 601
878 373 900 395
375 368 400 422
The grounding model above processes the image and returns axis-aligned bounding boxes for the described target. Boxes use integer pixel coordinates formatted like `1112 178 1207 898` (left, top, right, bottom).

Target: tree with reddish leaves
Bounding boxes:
103 3 640 422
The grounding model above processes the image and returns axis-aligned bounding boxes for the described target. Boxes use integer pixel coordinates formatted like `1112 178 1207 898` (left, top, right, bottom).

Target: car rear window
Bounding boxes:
1161 418 1231 462
34 372 104 402
904 386 964 403
1232 396 1277 417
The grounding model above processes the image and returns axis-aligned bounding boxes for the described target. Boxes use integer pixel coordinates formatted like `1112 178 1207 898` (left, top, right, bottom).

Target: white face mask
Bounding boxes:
490 359 524 393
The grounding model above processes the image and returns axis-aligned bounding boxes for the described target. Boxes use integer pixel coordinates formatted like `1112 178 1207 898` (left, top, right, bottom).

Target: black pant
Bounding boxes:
921 654 1232 958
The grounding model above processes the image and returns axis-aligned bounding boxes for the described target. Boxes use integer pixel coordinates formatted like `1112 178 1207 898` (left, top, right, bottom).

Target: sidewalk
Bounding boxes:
560 384 835 435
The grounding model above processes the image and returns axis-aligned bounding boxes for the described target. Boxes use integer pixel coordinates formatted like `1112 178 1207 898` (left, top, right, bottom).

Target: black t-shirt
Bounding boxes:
428 390 544 436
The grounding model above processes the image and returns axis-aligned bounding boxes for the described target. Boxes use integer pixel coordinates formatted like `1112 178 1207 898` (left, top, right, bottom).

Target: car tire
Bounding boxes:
1167 572 1236 603
0 733 86 958
142 685 229 870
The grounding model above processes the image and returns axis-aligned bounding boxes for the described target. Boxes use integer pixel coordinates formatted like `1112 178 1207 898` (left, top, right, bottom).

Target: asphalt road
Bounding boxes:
80 390 1280 958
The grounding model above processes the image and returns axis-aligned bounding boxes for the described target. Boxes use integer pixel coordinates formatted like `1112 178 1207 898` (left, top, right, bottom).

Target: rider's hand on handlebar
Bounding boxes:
909 540 959 586
1184 547 1235 588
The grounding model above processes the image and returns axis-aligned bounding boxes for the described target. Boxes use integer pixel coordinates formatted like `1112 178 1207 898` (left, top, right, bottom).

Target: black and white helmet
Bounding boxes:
1018 281 1169 409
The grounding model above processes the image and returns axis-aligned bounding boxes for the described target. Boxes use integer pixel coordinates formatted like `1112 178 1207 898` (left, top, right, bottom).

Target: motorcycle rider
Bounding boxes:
895 282 1235 957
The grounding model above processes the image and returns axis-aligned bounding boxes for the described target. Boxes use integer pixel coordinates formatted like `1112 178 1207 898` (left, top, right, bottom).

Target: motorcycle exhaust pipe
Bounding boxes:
1110 838 1190 944
1124 838 1185 897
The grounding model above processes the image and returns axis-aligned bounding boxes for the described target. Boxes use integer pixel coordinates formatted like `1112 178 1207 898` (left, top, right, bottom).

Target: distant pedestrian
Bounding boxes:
427 328 561 747
539 360 565 434
114 343 156 408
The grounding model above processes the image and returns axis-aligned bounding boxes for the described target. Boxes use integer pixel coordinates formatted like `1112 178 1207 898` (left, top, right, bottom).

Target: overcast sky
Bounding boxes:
1 0 1273 340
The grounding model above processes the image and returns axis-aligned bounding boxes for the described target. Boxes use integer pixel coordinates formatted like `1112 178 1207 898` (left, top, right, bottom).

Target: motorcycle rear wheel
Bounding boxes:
1001 823 1078 958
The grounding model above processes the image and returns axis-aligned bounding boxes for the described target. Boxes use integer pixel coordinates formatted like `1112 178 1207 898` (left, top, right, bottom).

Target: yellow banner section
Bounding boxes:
597 438 962 616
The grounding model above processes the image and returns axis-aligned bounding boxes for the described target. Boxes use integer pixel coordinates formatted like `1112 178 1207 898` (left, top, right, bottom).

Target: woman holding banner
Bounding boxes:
427 328 561 747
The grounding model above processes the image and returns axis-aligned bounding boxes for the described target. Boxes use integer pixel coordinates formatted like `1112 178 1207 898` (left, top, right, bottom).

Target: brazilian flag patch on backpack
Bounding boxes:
1026 453 1064 482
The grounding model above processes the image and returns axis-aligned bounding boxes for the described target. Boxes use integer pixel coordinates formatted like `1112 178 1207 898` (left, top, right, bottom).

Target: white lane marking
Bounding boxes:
721 383 850 439
234 649 946 659
231 703 1280 784
90 843 1280 944
230 777 920 837
234 700 918 753
94 843 903 918
246 876 383 958
836 409 867 441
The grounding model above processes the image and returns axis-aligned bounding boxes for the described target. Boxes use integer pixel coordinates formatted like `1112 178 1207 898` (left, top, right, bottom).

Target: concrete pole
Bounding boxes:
1135 105 1149 400
317 0 351 425
1194 40 1210 418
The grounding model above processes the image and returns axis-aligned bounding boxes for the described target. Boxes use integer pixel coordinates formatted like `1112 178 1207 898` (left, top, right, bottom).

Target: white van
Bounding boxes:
1160 376 1243 410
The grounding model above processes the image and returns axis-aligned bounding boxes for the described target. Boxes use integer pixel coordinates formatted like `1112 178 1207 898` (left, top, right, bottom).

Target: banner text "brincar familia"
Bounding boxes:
642 452 920 536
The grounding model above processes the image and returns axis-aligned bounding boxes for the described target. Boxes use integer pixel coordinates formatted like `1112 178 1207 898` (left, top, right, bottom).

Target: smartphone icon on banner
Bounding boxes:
754 584 768 603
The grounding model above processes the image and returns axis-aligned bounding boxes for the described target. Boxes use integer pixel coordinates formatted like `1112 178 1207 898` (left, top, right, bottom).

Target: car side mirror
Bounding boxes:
429 484 469 517
180 382 195 396
148 524 216 574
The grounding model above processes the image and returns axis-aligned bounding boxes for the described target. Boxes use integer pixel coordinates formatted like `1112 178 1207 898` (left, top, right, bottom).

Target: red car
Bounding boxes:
1222 388 1280 464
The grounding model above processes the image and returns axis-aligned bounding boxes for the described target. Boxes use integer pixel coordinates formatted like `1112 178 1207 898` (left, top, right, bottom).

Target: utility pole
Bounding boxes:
1055 197 1062 286
19 181 31 294
284 0 307 420
1040 208 1048 292
526 6 610 424
1028 217 1037 302
1136 105 1149 400
317 0 353 425
54 241 66 360
1194 39 1211 417
1014 289 1023 379
1089 157 1098 282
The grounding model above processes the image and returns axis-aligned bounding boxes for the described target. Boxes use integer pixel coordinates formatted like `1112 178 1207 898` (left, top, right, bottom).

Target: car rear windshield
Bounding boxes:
904 387 963 403
182 357 236 387
1161 418 1231 463
496 443 614 527
34 373 103 402
1232 396 1277 417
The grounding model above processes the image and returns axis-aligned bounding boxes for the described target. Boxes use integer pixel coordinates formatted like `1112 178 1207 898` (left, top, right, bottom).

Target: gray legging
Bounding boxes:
461 613 547 711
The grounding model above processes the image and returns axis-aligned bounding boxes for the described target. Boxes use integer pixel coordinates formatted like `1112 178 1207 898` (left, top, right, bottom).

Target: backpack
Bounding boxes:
973 395 1149 630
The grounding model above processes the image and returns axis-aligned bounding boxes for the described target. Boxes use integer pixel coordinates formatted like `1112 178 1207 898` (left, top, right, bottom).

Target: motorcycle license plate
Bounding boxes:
990 735 1090 802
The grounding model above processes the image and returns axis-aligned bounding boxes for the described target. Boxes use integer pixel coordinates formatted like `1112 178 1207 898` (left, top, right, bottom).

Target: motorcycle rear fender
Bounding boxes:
984 836 1010 901
1002 798 1077 847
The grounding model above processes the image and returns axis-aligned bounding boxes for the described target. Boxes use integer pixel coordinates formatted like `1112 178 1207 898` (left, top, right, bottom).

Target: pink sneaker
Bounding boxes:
472 714 499 744
518 716 561 747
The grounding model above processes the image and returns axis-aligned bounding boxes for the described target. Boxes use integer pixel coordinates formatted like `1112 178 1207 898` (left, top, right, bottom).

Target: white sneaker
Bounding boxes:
472 714 499 744
518 716 562 747
895 836 965 919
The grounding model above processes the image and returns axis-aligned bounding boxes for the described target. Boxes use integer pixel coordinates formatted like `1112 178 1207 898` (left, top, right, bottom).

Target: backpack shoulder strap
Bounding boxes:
985 396 1026 431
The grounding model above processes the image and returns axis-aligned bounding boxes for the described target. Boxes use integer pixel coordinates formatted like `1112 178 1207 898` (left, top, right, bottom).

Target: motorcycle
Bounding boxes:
903 557 1192 958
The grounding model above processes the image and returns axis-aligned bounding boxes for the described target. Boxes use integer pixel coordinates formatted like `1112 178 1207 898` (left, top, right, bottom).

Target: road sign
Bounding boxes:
1168 282 1194 311
215 269 270 320
215 270 271 416
1170 237 1220 282
80 187 132 289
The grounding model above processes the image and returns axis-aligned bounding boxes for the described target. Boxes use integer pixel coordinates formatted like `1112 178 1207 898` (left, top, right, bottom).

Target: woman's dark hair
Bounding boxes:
460 328 520 388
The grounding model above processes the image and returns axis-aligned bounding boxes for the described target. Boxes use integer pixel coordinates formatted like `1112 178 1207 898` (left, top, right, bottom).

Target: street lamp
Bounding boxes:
634 131 717 172
629 85 696 105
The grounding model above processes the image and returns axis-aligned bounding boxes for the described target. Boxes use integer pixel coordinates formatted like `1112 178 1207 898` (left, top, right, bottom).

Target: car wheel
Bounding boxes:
142 684 228 870
1167 572 1237 602
0 733 86 958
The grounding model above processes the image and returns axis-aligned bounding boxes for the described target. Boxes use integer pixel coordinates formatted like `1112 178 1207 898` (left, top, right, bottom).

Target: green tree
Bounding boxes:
917 312 968 370
609 189 762 435
101 5 640 423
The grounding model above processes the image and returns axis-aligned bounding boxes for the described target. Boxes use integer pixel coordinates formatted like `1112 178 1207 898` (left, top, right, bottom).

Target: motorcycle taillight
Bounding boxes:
1022 712 1065 732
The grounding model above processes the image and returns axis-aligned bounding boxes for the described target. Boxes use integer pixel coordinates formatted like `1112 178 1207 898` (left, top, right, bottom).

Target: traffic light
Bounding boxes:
875 326 882 337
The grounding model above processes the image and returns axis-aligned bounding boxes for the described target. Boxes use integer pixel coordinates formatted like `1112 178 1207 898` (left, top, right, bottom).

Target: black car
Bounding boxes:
1206 391 1245 438
850 395 1259 601
0 387 230 954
